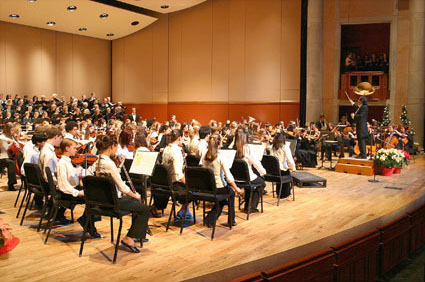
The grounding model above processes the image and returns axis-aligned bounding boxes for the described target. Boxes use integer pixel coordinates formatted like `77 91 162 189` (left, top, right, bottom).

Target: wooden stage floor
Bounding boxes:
1 156 425 282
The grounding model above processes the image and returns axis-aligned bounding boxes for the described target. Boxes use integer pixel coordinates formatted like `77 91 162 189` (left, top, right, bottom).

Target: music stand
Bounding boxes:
82 142 93 176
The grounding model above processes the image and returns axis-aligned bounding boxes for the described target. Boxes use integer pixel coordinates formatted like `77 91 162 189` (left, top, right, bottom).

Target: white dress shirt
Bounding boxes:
162 143 184 183
188 135 200 156
0 134 13 159
39 142 58 182
21 143 40 176
90 154 130 198
242 145 266 181
56 155 83 197
196 139 208 163
202 155 235 188
117 144 133 159
271 144 296 171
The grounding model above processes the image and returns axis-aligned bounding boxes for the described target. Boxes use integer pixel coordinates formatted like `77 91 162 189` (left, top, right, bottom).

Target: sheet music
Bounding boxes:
218 149 236 169
248 144 265 161
129 151 159 176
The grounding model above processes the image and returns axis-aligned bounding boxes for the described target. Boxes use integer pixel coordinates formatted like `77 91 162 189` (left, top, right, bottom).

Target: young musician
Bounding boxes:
161 129 193 220
0 122 18 190
188 126 200 155
56 139 99 237
117 128 134 159
21 133 47 177
270 133 296 198
234 130 266 213
202 136 241 227
196 126 211 163
93 135 150 253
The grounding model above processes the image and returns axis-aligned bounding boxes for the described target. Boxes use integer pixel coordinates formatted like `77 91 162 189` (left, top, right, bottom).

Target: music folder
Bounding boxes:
130 151 159 176
218 149 236 169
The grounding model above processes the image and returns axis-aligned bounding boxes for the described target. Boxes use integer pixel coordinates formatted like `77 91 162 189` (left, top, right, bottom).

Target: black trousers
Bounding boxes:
359 137 367 156
118 196 150 239
0 158 17 186
244 177 266 211
275 170 291 198
205 186 235 225
153 182 186 210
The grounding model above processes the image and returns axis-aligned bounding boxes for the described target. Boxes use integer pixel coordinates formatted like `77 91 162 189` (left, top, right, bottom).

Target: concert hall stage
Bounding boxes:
1 156 424 282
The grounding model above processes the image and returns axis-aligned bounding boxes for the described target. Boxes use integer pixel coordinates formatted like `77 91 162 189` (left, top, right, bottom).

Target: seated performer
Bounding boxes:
56 139 100 238
196 126 211 163
270 133 296 198
234 130 266 213
0 123 18 191
161 129 193 220
93 135 150 253
202 135 241 227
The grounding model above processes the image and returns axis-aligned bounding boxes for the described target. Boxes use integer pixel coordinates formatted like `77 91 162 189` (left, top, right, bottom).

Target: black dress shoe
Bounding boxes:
8 185 17 191
88 230 101 239
121 240 140 253
134 238 149 243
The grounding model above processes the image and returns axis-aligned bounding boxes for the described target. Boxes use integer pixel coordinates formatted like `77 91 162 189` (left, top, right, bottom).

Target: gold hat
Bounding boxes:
353 82 375 96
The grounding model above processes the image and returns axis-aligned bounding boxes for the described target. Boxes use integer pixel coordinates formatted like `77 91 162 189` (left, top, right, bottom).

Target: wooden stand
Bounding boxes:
335 158 374 176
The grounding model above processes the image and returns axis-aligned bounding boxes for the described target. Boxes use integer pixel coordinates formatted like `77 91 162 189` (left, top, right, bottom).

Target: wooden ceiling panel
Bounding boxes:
118 0 207 13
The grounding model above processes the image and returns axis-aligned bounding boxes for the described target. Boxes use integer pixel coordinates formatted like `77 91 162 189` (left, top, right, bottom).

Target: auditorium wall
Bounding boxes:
113 0 301 124
322 0 410 123
0 21 111 100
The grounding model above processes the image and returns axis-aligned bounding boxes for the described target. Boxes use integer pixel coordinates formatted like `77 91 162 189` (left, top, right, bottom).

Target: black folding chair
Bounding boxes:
149 164 189 231
20 163 49 232
14 154 25 207
79 176 132 264
230 159 264 220
44 167 80 244
186 155 201 167
261 155 295 206
183 167 233 240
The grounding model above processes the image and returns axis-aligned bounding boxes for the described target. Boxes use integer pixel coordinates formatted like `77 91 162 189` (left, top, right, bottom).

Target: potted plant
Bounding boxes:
374 148 403 176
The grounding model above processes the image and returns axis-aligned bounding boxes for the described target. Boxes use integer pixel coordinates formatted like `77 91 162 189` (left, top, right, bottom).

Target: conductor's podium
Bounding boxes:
335 157 374 176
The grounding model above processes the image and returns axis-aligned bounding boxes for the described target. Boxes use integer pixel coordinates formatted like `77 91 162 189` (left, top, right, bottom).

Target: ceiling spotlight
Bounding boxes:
9 14 20 19
46 21 56 26
131 21 139 26
28 0 37 3
78 27 87 31
67 5 77 11
106 33 114 37
160 5 169 9
100 13 108 19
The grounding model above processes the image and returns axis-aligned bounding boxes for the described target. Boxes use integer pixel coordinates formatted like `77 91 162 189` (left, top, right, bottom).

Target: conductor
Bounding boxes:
346 82 374 159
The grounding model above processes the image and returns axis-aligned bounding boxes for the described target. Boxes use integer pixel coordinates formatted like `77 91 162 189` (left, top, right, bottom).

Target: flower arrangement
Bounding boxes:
374 148 407 168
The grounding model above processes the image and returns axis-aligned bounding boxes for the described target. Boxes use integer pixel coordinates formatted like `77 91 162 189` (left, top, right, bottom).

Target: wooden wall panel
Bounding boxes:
281 0 301 101
114 0 302 123
245 0 281 102
124 102 299 125
211 0 230 102
39 30 57 95
56 33 73 97
0 21 110 100
124 28 153 103
228 0 247 102
152 14 169 103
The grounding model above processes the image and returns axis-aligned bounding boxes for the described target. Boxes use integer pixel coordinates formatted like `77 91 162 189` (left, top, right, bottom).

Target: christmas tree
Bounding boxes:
400 105 415 136
382 105 391 126
400 105 411 126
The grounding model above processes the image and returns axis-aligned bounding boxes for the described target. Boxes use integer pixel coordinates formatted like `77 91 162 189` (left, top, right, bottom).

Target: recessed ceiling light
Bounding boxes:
78 27 87 31
28 0 37 3
9 14 20 19
160 5 169 9
46 21 56 26
100 13 108 19
106 33 114 37
131 21 139 26
67 5 77 11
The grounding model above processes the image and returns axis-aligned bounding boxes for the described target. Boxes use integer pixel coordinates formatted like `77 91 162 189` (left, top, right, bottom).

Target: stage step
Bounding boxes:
335 158 374 176
337 157 374 166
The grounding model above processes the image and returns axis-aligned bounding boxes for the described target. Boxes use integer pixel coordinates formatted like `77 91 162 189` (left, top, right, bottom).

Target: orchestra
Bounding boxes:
0 93 418 255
